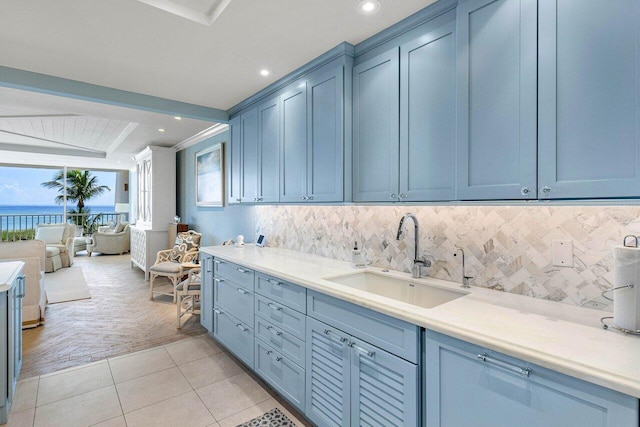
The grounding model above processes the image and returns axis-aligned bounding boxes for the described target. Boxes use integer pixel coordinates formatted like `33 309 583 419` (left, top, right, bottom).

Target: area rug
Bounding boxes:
44 266 91 304
236 408 297 427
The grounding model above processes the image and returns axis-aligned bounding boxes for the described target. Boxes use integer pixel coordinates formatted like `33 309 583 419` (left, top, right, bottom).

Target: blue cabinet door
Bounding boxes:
307 67 344 202
353 48 400 202
425 330 639 427
350 336 418 427
258 97 280 203
306 317 350 427
280 86 308 202
538 0 640 199
240 108 259 203
400 21 456 202
200 254 213 332
456 0 537 200
228 115 242 204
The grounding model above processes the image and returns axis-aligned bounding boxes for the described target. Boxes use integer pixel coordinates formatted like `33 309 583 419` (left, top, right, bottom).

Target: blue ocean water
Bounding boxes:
0 205 116 232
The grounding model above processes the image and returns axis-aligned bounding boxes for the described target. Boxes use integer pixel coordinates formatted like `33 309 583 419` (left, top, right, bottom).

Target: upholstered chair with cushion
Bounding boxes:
35 223 76 273
90 222 130 255
149 230 202 301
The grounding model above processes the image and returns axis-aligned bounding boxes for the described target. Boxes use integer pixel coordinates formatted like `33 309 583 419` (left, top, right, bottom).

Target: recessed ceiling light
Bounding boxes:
174 116 182 120
357 0 380 14
260 69 271 76
158 128 165 132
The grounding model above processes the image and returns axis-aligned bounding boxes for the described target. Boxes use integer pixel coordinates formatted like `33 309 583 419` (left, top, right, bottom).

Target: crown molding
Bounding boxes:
173 123 229 151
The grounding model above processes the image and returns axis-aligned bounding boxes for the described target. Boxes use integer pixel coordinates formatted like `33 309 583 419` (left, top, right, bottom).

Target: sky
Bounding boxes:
0 166 116 206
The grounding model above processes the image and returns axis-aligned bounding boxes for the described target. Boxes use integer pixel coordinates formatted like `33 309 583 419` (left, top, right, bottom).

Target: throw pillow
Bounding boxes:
114 222 126 233
35 226 65 245
169 231 201 262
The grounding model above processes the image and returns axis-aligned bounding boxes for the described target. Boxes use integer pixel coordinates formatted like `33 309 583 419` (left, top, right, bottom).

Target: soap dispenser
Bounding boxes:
351 241 365 268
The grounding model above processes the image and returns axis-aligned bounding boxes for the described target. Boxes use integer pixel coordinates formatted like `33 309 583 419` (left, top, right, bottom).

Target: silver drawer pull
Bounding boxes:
214 278 223 283
236 287 249 295
350 342 375 358
213 308 222 315
477 353 531 378
268 279 282 286
237 267 249 273
266 325 283 336
266 350 273 355
324 329 348 344
267 302 282 311
236 323 249 332
214 259 223 264
276 356 282 362
17 276 26 298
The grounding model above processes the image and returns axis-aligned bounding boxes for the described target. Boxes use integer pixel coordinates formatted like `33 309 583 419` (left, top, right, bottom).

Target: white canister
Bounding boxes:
236 234 245 246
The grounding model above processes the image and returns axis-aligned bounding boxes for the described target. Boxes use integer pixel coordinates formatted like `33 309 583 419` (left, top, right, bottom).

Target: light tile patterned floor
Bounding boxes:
6 336 310 427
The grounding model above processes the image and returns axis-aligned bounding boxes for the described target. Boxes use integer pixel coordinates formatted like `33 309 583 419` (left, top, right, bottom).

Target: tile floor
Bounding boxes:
6 335 310 427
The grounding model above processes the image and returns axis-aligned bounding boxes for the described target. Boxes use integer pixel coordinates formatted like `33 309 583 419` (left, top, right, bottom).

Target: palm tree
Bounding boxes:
42 170 111 233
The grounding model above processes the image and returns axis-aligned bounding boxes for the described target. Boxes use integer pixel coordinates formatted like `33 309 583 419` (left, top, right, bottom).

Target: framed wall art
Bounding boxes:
195 142 225 207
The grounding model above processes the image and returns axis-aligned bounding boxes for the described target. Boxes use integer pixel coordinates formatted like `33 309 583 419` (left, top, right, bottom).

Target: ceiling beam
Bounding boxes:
0 143 106 158
0 66 228 123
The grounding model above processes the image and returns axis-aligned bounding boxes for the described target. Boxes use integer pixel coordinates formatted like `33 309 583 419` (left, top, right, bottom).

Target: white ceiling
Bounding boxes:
0 0 436 110
0 0 435 170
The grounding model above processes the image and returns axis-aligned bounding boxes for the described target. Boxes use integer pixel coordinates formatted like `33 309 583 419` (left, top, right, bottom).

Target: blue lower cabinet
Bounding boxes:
213 307 254 369
200 254 214 333
214 277 254 326
256 294 306 340
306 317 351 427
255 338 305 411
425 330 639 427
255 316 305 368
350 336 418 427
306 317 419 427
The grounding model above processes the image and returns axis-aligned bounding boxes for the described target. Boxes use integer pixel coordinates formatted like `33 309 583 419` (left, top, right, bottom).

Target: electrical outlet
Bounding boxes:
552 239 574 267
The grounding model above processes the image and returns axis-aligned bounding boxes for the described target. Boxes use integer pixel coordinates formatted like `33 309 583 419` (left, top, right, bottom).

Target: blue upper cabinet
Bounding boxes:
307 67 345 202
257 98 280 203
538 0 640 199
456 0 538 200
280 85 308 203
239 108 259 203
228 116 242 204
400 21 456 201
353 48 400 202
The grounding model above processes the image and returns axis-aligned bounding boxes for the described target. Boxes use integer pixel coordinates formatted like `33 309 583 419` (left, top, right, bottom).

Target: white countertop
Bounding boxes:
201 245 640 399
0 261 24 293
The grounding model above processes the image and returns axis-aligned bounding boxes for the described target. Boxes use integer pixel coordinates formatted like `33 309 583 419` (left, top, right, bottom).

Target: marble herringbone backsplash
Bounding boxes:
255 205 640 310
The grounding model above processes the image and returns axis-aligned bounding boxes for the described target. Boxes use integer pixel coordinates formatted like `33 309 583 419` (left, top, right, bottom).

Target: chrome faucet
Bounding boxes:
454 247 473 288
396 213 431 278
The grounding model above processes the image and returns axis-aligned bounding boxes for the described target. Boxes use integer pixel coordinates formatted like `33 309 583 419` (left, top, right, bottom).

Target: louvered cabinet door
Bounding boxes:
350 336 419 427
306 317 350 427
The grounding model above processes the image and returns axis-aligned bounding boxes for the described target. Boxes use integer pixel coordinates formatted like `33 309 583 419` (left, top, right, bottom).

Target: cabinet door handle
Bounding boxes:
300 196 307 201
236 323 249 332
307 196 313 201
266 325 282 336
214 259 223 265
477 353 531 377
267 302 282 311
206 258 212 273
214 278 223 283
520 187 531 196
350 342 375 358
390 193 397 199
237 267 250 273
542 186 551 196
17 276 26 298
235 198 241 202
268 279 282 286
399 193 407 199
213 308 222 315
323 329 348 343
257 197 263 202
236 287 249 295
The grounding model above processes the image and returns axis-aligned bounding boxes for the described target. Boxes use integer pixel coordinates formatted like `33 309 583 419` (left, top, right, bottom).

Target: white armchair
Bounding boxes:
35 223 75 273
90 223 130 256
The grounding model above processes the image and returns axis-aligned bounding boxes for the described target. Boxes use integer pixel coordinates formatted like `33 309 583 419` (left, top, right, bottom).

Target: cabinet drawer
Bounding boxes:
213 258 254 290
255 273 306 313
255 316 305 368
425 330 639 427
255 339 305 410
256 294 306 341
213 307 254 368
214 277 254 325
307 290 419 363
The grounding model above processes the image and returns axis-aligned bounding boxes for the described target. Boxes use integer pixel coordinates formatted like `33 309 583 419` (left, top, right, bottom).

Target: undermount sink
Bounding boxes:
324 271 466 309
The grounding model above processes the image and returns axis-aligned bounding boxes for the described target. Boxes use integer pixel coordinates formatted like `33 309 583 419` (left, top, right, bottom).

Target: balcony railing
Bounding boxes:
0 212 121 242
